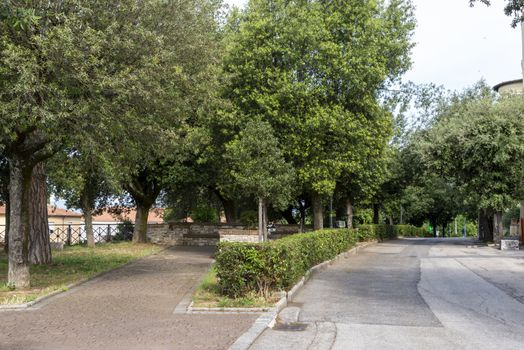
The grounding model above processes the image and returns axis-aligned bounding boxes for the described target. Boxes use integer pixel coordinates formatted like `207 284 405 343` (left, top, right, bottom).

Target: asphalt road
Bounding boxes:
250 238 524 350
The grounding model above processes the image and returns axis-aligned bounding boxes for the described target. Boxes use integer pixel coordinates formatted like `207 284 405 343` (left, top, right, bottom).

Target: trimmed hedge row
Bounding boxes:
215 228 369 297
394 224 432 237
358 224 431 239
215 224 428 298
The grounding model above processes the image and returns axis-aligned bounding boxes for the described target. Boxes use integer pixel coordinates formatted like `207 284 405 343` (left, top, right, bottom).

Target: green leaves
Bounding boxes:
223 0 415 201
224 119 295 209
424 86 524 213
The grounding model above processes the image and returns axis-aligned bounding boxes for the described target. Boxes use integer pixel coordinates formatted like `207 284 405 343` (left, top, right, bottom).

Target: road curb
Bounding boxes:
227 240 377 350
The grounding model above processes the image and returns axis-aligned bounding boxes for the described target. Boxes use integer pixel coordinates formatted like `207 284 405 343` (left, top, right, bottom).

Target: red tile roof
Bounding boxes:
0 205 82 218
91 208 165 224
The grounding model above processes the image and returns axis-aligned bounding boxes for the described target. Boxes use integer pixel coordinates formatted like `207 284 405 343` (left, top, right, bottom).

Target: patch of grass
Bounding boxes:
0 242 162 305
192 265 280 309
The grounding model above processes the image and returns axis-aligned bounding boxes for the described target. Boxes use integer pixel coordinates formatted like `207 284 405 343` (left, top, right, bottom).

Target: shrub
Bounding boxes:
394 224 431 237
239 210 258 228
216 228 372 298
191 205 219 223
215 224 427 298
114 220 134 241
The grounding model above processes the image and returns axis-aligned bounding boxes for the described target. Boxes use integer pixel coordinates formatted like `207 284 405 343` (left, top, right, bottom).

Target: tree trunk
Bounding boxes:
4 200 9 253
281 206 297 225
346 199 354 229
388 216 394 225
262 198 268 241
478 209 494 242
28 162 51 265
299 203 306 233
222 198 237 224
8 158 32 289
519 201 524 244
431 219 437 238
214 191 237 224
81 192 95 248
133 202 151 243
258 197 264 242
83 209 95 248
493 211 503 243
373 204 380 224
312 192 323 231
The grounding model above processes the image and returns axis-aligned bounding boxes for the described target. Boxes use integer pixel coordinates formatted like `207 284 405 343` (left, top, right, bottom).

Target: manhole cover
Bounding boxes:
273 322 309 332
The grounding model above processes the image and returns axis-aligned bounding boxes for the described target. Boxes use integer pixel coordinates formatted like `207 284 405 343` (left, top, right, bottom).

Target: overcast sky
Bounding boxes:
224 0 522 91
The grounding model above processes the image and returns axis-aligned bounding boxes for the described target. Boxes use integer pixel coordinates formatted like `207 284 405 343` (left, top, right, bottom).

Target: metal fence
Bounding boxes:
0 223 134 246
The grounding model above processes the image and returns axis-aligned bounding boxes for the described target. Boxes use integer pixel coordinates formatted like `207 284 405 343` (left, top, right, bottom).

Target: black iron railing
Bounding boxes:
0 223 134 246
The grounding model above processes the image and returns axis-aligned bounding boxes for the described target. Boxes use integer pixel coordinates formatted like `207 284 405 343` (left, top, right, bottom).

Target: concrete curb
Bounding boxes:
227 240 377 350
0 246 169 311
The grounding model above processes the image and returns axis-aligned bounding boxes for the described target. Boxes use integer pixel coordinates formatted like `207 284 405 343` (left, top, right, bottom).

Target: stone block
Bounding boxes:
501 239 520 251
50 242 64 250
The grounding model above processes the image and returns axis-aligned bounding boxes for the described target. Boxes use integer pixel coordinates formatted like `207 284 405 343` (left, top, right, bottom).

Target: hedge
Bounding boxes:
358 224 431 239
391 224 432 237
215 224 428 298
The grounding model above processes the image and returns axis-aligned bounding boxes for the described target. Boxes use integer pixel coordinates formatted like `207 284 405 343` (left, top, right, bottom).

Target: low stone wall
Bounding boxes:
147 223 311 246
219 228 260 243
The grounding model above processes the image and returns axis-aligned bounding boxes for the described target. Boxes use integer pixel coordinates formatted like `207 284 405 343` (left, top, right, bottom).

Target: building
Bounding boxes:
91 208 165 225
0 205 83 228
493 79 523 94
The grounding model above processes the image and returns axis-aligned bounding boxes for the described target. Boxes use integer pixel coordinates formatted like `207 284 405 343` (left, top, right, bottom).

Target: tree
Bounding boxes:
28 162 51 264
224 120 295 240
0 1 112 288
223 0 415 230
423 87 524 241
48 146 117 248
108 0 223 243
470 0 524 27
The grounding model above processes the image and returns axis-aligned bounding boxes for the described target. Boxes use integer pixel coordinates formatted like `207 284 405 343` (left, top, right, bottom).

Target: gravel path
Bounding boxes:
0 246 259 350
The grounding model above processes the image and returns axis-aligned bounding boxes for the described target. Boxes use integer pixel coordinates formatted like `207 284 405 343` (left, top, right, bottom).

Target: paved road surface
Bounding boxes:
250 238 524 350
0 246 258 350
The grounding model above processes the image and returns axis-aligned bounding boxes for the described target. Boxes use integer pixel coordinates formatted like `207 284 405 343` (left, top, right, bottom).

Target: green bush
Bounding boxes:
358 224 429 238
394 224 431 237
216 228 375 298
239 210 258 228
215 224 428 298
191 205 219 223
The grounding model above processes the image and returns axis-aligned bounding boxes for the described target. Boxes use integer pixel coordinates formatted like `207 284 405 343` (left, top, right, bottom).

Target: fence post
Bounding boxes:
106 224 112 243
66 225 72 246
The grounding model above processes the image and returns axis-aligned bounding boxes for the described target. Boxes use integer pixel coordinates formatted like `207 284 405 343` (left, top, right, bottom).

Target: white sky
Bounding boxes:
224 0 522 91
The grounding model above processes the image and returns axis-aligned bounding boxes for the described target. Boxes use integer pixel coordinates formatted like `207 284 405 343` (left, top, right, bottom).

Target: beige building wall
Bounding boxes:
494 79 523 94
498 82 523 94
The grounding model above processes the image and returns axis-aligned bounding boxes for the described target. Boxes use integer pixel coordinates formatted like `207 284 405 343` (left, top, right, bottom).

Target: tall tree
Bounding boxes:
106 0 223 242
423 87 524 241
0 1 110 288
223 0 415 230
224 120 295 240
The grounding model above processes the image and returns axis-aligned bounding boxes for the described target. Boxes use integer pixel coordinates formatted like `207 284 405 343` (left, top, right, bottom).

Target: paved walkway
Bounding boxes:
250 238 524 350
0 246 258 350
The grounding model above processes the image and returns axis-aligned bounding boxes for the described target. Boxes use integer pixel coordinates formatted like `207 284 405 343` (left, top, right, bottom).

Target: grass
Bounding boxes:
0 242 162 305
191 265 280 309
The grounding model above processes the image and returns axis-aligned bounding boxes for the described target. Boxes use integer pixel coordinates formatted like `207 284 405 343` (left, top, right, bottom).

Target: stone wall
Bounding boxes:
147 222 312 246
218 228 261 243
